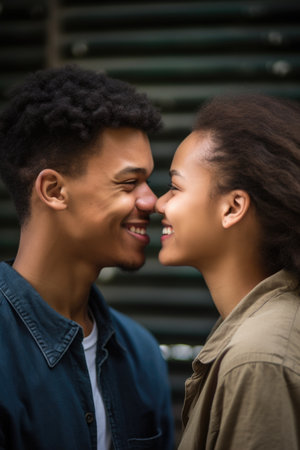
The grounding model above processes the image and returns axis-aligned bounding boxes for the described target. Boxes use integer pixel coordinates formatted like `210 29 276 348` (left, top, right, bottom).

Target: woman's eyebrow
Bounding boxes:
170 169 184 178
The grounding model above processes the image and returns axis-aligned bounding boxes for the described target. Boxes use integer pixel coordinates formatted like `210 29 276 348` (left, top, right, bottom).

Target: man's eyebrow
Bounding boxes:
115 167 148 178
170 169 184 178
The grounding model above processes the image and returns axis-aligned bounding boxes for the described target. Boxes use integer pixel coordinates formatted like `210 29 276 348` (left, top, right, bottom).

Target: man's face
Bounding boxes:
63 127 157 271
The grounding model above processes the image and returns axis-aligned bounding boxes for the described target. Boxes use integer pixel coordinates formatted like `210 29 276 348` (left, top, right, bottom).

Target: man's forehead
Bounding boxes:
89 128 154 178
115 167 148 178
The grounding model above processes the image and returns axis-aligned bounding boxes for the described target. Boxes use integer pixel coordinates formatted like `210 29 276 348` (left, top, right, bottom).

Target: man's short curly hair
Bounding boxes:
0 64 161 224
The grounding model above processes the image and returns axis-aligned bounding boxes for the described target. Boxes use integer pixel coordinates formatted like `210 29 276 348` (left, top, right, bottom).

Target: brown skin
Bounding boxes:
156 131 270 319
13 127 157 335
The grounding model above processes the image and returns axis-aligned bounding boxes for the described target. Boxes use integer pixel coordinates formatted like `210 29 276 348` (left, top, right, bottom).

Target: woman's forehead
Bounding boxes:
173 131 214 165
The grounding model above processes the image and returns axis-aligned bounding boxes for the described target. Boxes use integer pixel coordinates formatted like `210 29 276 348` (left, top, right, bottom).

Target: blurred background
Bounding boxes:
1 0 300 445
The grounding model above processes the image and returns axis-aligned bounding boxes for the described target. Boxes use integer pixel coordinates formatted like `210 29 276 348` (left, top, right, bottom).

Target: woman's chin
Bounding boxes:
158 249 180 266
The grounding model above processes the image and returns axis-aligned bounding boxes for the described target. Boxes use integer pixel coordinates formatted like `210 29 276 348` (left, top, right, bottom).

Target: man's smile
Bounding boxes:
124 222 150 243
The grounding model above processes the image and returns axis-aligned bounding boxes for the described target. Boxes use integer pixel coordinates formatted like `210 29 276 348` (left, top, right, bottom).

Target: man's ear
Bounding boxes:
35 169 68 211
221 190 251 229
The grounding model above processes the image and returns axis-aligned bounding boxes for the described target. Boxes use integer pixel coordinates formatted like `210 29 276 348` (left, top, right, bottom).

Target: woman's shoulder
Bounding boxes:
219 290 300 378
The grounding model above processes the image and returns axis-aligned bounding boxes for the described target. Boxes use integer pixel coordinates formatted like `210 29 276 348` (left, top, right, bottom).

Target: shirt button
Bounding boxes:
85 412 94 424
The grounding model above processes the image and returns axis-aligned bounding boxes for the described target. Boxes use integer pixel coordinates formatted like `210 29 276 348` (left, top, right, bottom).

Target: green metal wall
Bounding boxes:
1 0 300 444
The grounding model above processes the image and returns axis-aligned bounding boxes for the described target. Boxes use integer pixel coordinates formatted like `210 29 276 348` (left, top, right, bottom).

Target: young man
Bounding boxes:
156 95 300 449
0 65 174 450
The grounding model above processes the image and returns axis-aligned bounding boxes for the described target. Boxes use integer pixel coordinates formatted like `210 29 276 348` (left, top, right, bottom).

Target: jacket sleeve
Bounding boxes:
210 361 300 450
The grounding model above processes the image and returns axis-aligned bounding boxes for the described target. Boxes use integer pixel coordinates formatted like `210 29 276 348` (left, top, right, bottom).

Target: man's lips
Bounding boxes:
124 222 150 244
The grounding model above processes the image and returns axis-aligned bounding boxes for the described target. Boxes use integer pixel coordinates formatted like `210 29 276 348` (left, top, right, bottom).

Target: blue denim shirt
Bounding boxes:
0 262 174 450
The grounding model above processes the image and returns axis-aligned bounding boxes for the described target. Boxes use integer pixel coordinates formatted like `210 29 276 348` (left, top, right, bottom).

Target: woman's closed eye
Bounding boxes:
168 182 179 191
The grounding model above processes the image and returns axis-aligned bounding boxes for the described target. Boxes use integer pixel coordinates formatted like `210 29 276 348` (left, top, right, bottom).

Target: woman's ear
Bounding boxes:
34 169 68 211
221 190 251 229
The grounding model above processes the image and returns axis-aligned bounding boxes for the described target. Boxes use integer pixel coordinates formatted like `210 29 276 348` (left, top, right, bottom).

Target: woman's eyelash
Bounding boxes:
168 183 178 190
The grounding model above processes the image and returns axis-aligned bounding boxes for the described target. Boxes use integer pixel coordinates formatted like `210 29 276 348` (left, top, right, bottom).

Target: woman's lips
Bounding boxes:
161 225 174 241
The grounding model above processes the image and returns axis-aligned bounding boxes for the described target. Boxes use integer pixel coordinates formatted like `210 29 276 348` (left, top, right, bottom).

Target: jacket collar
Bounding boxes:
0 261 120 368
194 269 299 368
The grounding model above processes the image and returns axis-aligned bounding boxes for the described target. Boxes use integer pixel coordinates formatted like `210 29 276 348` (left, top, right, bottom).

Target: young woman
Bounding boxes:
156 95 300 450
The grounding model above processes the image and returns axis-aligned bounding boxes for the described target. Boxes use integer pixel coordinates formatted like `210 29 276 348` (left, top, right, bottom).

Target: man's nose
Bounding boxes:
136 184 157 213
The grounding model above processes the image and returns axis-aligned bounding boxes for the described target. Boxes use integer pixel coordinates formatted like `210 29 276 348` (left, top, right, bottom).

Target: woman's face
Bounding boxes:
156 131 227 271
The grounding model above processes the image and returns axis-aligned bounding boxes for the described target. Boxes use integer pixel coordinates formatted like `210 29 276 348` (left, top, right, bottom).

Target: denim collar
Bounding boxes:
0 261 119 368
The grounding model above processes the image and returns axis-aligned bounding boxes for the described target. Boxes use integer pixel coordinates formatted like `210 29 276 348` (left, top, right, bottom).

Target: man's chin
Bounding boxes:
117 258 145 272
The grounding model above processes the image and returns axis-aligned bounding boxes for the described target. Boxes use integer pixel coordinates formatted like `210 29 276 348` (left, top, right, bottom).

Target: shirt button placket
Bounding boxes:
85 412 94 424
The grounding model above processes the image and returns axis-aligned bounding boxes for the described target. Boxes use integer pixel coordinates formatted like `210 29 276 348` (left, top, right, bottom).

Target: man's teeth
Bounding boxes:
162 226 174 235
129 226 146 235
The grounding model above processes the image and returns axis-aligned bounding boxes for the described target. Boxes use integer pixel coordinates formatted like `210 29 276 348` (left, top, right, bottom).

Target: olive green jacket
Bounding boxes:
178 270 300 450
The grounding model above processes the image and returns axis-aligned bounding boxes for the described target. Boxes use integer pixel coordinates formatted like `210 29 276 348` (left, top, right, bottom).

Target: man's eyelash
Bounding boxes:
123 180 137 185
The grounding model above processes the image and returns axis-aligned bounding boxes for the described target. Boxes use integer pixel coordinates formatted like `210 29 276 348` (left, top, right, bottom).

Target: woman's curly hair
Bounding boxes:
195 94 300 279
0 64 161 224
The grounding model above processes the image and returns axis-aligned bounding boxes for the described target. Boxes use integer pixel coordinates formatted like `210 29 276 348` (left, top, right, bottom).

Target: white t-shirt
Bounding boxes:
83 321 111 450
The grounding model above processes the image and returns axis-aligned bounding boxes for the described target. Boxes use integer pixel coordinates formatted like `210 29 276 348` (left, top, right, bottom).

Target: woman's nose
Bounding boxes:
155 192 169 214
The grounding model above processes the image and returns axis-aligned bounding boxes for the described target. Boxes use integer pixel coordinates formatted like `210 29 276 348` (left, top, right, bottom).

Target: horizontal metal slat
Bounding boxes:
159 112 195 136
0 228 19 249
100 286 213 309
122 315 217 344
0 48 45 70
150 140 179 161
60 26 300 57
0 22 46 43
169 372 193 396
138 82 300 110
98 258 201 284
63 54 300 81
0 181 10 196
0 201 18 222
60 2 300 30
0 1 47 19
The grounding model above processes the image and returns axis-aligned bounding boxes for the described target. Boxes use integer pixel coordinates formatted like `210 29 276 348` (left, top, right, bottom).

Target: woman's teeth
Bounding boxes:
162 226 174 235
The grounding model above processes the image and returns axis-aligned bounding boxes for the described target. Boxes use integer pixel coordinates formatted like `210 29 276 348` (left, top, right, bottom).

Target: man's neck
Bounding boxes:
13 230 98 336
